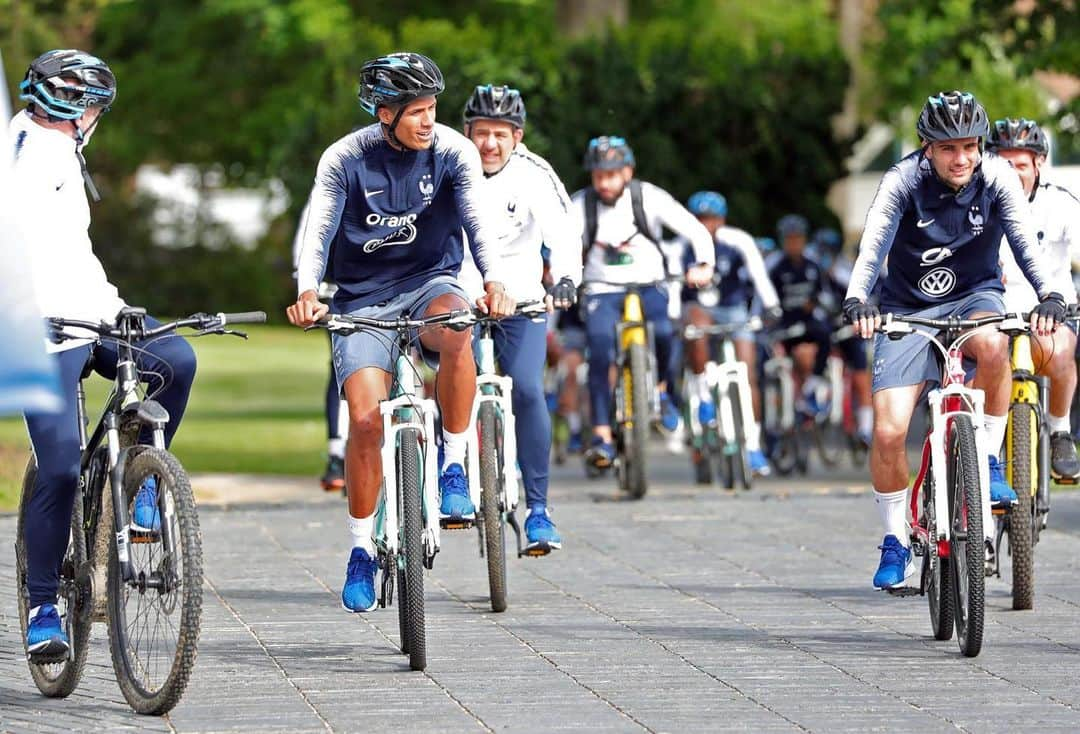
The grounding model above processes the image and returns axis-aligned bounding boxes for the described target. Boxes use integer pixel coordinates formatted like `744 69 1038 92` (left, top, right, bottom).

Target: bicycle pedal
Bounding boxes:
1054 475 1079 486
440 517 475 530
521 544 552 558
883 586 921 597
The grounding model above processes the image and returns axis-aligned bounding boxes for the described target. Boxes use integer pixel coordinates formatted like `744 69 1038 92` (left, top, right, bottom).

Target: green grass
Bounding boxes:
0 325 331 511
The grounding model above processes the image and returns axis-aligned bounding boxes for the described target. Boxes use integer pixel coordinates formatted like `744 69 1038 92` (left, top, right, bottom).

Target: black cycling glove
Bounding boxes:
842 297 879 325
1033 292 1067 324
548 277 577 309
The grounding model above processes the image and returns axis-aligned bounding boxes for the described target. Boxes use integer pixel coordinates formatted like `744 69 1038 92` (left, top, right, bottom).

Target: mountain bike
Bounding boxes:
761 322 808 476
682 317 763 489
465 302 548 613
817 323 869 469
16 307 265 714
879 312 1015 658
314 308 477 671
581 279 668 499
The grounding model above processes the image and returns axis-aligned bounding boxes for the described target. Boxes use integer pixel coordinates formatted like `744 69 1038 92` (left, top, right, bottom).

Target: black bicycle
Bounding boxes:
16 307 265 714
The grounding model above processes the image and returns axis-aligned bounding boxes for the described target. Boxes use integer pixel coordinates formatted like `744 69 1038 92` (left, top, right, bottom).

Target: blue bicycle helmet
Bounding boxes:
584 136 635 171
777 214 809 238
687 191 728 218
812 227 842 253
19 49 116 121
756 236 777 254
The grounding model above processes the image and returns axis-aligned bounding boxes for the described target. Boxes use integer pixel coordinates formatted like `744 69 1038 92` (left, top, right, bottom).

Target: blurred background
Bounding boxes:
1 0 1077 502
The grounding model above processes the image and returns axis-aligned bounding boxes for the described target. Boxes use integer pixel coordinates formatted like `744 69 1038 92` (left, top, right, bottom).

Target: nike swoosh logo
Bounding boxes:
55 183 64 191
916 218 935 228
364 189 384 197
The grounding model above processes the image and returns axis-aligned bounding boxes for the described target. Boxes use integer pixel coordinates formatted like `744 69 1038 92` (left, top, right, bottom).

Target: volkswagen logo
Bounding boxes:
918 267 956 297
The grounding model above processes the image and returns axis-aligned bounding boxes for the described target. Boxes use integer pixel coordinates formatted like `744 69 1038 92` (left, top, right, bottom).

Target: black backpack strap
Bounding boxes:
629 179 656 245
583 186 599 257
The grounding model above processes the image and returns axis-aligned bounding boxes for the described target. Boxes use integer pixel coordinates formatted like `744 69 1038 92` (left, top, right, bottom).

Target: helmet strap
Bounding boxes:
383 104 410 151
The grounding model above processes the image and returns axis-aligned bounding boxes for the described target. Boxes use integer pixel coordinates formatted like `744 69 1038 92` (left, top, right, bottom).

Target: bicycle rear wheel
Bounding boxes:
728 383 751 491
947 415 984 657
107 448 202 714
622 343 650 499
397 428 427 671
16 458 91 697
1006 402 1035 610
479 403 508 612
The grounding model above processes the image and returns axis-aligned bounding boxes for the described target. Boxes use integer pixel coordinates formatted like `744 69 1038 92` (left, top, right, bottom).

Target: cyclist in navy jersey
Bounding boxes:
768 214 834 418
843 91 1062 590
288 53 516 613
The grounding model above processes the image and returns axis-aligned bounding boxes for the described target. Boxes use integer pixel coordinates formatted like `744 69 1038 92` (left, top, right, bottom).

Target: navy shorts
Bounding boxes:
871 291 1005 393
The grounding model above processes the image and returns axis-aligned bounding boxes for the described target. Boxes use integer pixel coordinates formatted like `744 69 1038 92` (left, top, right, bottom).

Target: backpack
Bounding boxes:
582 179 665 260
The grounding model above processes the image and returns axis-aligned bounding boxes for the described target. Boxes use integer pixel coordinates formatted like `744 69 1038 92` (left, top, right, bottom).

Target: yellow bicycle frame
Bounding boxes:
620 291 647 426
1005 333 1038 499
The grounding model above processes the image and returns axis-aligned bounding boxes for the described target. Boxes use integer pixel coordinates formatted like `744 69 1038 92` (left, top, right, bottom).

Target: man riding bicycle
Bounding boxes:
843 91 1061 590
990 118 1080 479
768 214 835 419
288 53 515 613
13 49 198 658
573 136 714 469
457 84 582 552
680 190 780 476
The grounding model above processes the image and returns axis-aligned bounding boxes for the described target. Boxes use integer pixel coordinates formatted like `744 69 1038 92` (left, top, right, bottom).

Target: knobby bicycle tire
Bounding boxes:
398 429 427 671
947 415 984 657
107 448 202 714
729 382 751 491
479 403 508 612
624 343 650 499
17 458 91 698
1007 402 1036 611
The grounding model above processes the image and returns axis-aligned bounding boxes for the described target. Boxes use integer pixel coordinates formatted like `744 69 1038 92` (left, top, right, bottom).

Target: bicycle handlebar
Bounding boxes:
50 310 267 343
682 317 764 340
317 301 546 335
580 276 684 289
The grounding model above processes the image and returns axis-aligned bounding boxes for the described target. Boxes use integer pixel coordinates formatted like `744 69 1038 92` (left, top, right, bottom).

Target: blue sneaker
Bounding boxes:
26 603 69 659
524 505 562 552
989 455 1017 504
439 463 475 520
748 449 771 477
873 534 914 589
698 400 717 427
660 392 681 433
585 437 615 469
341 547 378 612
132 476 161 533
566 431 584 454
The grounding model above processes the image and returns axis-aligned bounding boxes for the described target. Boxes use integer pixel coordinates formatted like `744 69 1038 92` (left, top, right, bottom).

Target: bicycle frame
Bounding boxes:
1005 333 1041 501
684 322 758 450
374 351 441 562
614 289 658 423
466 323 520 512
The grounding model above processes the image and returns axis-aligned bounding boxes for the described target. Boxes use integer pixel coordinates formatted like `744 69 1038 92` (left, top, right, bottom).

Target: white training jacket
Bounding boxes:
9 111 125 352
999 177 1080 310
459 142 582 301
572 180 714 295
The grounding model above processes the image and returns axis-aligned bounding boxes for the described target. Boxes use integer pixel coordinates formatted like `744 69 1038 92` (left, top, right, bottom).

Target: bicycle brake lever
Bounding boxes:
223 329 249 340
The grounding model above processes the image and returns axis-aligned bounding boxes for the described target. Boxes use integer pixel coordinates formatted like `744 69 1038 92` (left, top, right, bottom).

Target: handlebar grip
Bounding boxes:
218 311 267 325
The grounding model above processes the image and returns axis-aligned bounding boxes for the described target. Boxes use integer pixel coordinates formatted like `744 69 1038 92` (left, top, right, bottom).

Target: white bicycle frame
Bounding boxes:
882 316 1018 546
684 321 758 447
763 356 796 433
377 354 441 559
466 332 520 512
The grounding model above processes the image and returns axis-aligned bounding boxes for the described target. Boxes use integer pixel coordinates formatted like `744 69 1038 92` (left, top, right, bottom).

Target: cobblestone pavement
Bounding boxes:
3 450 1080 732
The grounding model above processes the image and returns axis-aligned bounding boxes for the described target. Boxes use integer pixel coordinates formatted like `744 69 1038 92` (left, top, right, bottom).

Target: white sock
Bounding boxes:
746 423 761 452
984 413 1007 457
442 429 468 471
328 437 345 459
1049 413 1071 434
347 514 374 555
874 489 909 547
567 412 582 433
689 371 711 402
857 406 873 437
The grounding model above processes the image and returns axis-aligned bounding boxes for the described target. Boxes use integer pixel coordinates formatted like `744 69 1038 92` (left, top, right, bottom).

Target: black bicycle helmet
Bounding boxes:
463 84 526 129
584 135 635 171
358 52 445 116
916 90 990 144
19 49 116 121
987 118 1049 157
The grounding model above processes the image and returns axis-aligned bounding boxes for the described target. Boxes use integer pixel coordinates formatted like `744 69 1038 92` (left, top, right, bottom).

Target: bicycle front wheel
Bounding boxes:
622 343 650 499
728 382 751 491
397 428 427 671
479 403 508 612
947 415 984 657
1006 401 1035 610
107 448 202 715
17 458 91 698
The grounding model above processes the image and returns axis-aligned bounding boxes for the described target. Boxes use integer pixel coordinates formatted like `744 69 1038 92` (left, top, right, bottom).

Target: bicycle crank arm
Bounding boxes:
378 554 394 608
